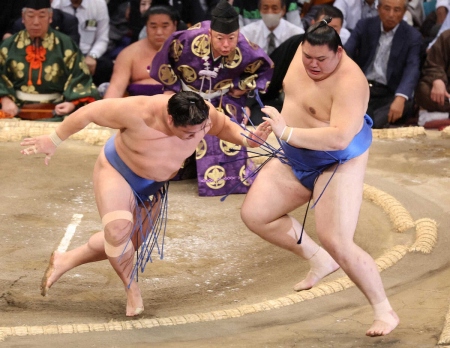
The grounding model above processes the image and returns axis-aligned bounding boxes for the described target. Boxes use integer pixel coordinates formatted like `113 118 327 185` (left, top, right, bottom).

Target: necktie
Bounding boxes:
268 32 276 55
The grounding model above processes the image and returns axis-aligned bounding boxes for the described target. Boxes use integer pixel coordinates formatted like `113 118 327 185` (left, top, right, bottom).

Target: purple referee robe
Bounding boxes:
150 21 273 196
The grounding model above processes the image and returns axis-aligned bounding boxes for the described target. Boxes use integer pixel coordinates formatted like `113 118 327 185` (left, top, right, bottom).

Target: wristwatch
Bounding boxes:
88 53 98 59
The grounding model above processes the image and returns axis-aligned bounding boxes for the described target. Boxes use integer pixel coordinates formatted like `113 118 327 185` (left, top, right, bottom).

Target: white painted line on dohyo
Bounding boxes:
56 214 83 253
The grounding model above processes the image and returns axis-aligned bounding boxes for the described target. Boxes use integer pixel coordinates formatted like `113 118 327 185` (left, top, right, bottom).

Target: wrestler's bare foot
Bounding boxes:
125 282 144 316
293 247 340 291
366 310 399 336
41 251 65 296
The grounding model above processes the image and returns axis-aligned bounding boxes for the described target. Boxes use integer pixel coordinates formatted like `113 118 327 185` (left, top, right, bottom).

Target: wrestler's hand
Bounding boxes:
261 106 286 137
246 121 272 147
20 135 57 166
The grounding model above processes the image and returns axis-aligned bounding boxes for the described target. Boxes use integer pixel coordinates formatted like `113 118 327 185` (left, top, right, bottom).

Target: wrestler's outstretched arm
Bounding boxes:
20 130 63 166
20 97 154 165
206 103 272 147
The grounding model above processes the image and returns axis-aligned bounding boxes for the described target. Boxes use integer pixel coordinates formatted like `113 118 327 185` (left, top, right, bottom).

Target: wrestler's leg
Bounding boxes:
313 151 398 336
92 153 145 316
41 231 107 296
241 159 339 289
42 152 147 315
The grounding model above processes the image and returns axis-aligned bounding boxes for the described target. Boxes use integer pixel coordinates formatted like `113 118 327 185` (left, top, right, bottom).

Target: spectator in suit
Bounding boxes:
344 0 422 128
233 0 302 28
415 29 450 129
51 0 112 86
240 0 304 55
333 0 378 31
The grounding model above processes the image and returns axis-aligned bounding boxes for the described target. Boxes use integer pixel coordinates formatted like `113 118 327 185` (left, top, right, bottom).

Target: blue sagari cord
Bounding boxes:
119 183 169 288
220 90 344 244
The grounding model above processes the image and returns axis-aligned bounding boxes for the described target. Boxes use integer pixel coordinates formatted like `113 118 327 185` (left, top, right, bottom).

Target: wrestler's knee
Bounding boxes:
240 204 260 232
102 211 134 247
319 237 354 264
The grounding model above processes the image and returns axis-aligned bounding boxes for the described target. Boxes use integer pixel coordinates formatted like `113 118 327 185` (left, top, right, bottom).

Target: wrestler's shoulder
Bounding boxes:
339 55 366 80
332 57 367 88
119 39 149 56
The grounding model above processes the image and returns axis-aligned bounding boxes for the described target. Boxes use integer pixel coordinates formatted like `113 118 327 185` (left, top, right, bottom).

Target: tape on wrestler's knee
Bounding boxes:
102 211 134 258
101 210 134 229
104 239 134 258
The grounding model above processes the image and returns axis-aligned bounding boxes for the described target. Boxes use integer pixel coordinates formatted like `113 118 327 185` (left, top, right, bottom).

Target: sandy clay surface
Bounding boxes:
0 121 449 347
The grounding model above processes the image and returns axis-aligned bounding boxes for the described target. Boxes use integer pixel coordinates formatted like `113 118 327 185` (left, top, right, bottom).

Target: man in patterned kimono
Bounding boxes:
0 0 99 121
150 0 273 196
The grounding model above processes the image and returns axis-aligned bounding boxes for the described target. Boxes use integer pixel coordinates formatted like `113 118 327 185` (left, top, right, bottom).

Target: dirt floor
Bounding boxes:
0 121 449 347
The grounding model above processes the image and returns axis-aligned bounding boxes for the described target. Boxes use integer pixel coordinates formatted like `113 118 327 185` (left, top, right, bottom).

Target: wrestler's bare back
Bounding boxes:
21 94 266 178
281 43 369 133
108 95 211 182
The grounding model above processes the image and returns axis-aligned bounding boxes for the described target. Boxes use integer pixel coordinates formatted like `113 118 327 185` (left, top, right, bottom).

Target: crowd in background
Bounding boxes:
1 0 450 130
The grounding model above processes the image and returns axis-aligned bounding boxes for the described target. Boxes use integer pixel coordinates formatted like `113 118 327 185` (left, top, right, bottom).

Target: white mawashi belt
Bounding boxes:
16 91 62 102
181 81 229 100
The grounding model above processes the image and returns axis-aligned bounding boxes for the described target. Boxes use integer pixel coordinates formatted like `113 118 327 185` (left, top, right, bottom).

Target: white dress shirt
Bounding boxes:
365 23 408 100
365 24 396 86
340 27 351 45
436 0 450 11
51 0 109 57
239 9 303 28
334 0 379 30
428 6 450 49
240 18 304 55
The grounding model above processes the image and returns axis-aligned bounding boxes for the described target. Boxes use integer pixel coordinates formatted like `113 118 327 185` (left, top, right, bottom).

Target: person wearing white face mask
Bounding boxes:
240 0 304 55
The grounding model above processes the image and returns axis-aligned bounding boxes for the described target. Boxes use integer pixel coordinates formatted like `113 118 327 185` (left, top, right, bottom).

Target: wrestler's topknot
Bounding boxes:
168 91 210 127
303 16 342 53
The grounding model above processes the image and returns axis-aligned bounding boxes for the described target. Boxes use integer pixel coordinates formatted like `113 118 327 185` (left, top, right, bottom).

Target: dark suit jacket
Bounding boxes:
0 0 25 39
265 34 304 100
344 16 422 99
10 9 80 45
173 0 208 26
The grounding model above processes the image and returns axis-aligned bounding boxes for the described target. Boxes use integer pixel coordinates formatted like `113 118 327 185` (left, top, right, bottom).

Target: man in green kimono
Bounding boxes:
0 0 99 121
